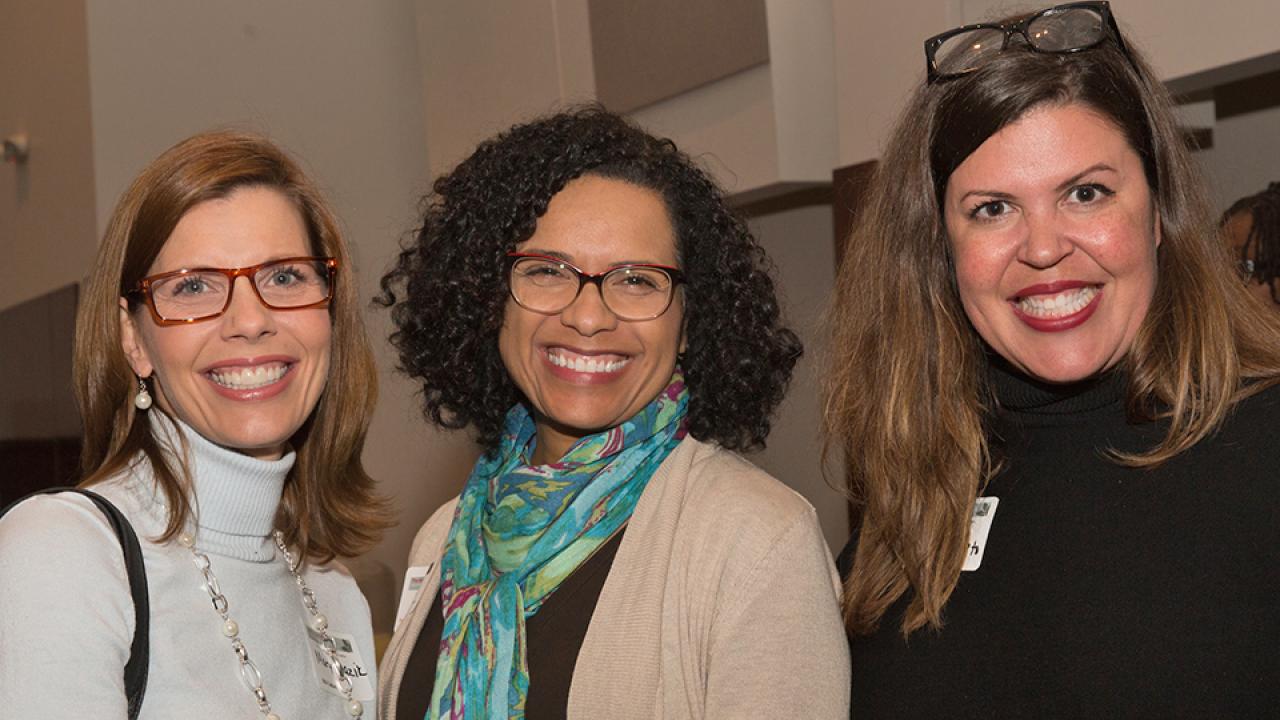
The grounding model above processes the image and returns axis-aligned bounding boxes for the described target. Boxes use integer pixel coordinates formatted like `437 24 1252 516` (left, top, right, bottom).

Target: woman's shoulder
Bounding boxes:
0 488 142 716
673 437 821 529
0 489 123 558
642 437 842 614
652 437 829 575
1204 379 1280 456
0 488 137 626
0 472 164 580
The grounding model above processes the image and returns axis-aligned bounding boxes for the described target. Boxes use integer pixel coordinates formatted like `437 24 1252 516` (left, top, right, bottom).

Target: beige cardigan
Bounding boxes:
378 437 850 719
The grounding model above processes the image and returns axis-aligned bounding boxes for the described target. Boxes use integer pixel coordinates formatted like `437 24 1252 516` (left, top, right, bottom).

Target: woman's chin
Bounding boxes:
1008 357 1113 385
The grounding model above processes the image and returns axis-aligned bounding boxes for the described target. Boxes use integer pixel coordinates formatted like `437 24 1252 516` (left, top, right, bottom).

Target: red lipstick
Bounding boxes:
1009 282 1102 333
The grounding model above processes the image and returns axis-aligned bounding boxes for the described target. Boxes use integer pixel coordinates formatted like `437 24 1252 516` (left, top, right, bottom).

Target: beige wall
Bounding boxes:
415 0 596 179
631 65 783 195
1196 102 1280 214
747 203 849 551
0 0 97 312
624 0 839 196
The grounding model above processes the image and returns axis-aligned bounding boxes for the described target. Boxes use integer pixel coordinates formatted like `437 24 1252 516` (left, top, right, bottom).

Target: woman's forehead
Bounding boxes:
521 176 677 268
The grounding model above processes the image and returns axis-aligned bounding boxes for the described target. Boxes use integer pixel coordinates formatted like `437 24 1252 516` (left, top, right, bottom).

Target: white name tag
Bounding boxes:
395 564 434 631
962 496 999 571
309 628 375 702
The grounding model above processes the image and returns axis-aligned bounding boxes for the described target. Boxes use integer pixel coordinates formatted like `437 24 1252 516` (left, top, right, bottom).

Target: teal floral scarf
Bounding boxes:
427 371 689 719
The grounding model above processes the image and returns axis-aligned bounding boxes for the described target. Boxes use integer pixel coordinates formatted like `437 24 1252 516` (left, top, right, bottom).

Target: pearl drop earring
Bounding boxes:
134 377 153 410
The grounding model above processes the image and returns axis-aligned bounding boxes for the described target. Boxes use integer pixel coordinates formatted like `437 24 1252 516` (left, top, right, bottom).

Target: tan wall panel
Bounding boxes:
0 0 96 312
417 2 567 178
630 64 780 195
589 0 770 113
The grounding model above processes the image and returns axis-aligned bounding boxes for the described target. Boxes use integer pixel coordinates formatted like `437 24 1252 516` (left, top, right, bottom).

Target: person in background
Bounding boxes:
377 107 849 719
0 131 389 719
825 2 1280 717
1222 181 1280 306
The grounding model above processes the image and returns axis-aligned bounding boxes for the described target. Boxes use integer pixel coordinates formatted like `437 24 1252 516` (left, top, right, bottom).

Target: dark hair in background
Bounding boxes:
379 106 801 453
76 130 389 561
825 19 1280 637
1222 181 1280 301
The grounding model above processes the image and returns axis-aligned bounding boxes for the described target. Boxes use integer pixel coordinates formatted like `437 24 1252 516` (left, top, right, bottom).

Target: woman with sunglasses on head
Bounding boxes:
827 2 1280 716
0 132 388 719
377 107 848 719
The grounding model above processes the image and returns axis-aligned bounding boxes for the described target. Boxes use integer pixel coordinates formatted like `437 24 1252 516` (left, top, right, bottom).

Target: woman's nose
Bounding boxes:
558 281 619 336
220 276 277 340
1017 213 1074 269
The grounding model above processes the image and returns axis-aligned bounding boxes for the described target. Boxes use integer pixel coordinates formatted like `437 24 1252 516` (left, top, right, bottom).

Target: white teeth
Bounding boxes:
209 363 288 390
546 350 630 374
1016 286 1099 318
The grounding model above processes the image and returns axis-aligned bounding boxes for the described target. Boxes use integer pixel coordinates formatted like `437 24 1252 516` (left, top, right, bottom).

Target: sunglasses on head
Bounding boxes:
924 1 1132 84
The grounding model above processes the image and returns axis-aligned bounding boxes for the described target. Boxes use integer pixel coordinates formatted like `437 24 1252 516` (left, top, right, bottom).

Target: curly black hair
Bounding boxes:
378 106 801 453
1223 181 1280 302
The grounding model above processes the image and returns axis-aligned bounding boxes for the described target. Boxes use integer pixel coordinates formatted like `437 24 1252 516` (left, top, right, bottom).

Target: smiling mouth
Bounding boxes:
1013 285 1100 319
208 362 291 390
545 348 631 374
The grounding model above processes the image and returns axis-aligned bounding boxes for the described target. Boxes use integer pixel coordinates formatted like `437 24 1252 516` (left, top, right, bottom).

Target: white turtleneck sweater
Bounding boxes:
0 418 377 719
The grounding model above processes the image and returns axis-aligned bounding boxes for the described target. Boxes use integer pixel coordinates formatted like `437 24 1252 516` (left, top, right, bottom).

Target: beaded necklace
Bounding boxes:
179 530 364 719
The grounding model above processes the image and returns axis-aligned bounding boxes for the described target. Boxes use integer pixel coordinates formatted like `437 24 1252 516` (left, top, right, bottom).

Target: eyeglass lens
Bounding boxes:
933 7 1105 77
148 259 331 320
509 257 675 320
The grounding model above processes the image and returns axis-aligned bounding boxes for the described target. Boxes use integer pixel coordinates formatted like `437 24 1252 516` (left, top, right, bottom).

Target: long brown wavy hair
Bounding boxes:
75 131 389 562
825 20 1280 636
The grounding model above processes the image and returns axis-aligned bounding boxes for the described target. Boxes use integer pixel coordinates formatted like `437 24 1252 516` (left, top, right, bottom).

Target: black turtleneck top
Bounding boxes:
840 364 1280 718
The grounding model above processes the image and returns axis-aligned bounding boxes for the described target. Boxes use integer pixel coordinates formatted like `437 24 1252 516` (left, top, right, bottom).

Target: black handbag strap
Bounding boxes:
1 487 150 719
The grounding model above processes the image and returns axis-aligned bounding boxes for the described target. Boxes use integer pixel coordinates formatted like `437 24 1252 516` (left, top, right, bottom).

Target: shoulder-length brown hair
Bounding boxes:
825 22 1280 636
75 130 389 561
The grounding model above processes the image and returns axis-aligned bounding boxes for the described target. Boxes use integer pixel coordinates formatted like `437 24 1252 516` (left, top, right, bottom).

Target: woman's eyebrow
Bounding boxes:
957 189 1015 204
519 248 670 267
1054 163 1117 193
518 248 574 262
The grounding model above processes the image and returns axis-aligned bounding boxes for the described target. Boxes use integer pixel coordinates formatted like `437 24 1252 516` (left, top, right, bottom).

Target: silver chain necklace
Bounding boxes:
179 530 364 719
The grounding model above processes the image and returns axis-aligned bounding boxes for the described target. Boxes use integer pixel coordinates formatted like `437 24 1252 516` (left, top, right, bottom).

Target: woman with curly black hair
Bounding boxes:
376 107 849 719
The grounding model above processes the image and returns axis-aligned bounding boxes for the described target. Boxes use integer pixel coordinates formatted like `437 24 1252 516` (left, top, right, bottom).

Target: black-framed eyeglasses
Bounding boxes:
925 1 1131 84
506 252 685 321
127 256 337 325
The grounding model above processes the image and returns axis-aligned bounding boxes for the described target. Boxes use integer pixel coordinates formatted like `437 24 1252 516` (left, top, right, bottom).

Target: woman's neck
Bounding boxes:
152 414 296 561
532 422 580 465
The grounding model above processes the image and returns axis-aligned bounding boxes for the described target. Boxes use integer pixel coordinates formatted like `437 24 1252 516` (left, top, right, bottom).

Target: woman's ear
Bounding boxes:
119 299 154 378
